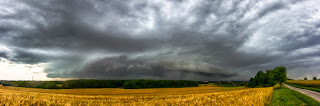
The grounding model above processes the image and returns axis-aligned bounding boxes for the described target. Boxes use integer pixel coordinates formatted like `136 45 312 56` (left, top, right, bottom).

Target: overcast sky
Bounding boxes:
0 0 320 81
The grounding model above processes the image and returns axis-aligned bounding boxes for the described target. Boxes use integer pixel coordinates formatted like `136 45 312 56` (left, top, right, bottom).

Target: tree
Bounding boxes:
304 77 308 80
272 67 287 87
247 67 287 88
266 70 276 86
255 71 267 86
247 77 256 87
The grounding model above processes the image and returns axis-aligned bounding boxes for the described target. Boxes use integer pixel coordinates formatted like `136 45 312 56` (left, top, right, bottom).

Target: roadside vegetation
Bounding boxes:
247 66 320 105
269 86 320 106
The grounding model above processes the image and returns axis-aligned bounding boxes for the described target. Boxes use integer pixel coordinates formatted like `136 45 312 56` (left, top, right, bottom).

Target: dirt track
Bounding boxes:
284 83 320 102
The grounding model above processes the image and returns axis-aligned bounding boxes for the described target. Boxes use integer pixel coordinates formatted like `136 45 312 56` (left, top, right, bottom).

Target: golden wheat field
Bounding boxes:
287 80 320 88
0 85 246 96
0 86 273 106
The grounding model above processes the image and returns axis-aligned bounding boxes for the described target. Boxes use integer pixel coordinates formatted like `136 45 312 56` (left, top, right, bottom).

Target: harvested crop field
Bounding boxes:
286 80 320 89
0 84 244 96
0 85 273 105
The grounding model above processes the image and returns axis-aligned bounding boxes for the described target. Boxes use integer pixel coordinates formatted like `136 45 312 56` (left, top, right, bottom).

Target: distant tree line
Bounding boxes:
247 67 287 87
63 80 128 89
293 77 320 81
197 81 247 87
216 81 247 87
0 81 64 89
301 77 319 80
123 80 199 89
0 79 199 89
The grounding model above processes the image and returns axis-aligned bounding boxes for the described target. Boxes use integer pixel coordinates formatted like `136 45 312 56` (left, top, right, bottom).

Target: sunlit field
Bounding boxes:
0 84 245 96
287 80 320 88
0 85 273 105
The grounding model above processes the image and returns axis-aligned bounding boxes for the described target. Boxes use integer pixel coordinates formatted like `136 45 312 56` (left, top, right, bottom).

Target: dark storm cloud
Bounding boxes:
1 0 320 80
0 52 8 58
65 56 237 80
10 49 48 64
10 23 150 52
3 0 152 52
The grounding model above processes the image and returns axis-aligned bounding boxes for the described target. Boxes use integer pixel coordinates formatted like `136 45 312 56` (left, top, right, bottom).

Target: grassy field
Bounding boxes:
0 85 273 105
269 87 320 106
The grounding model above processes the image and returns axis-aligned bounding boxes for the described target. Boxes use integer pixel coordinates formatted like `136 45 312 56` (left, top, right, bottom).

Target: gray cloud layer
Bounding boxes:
0 0 320 80
67 56 237 80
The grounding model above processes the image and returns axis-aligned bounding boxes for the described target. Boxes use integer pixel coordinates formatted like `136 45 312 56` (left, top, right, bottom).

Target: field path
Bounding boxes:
284 83 320 102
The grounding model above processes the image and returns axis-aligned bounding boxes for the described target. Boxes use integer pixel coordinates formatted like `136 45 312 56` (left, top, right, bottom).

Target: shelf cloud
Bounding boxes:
0 0 320 80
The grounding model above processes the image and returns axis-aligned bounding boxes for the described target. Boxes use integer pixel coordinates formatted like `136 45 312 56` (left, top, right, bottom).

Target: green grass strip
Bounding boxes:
269 87 320 106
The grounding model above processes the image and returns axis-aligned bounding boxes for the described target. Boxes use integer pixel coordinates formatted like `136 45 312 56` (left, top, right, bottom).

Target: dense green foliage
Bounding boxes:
269 87 320 106
273 67 287 86
248 67 287 87
123 80 199 89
